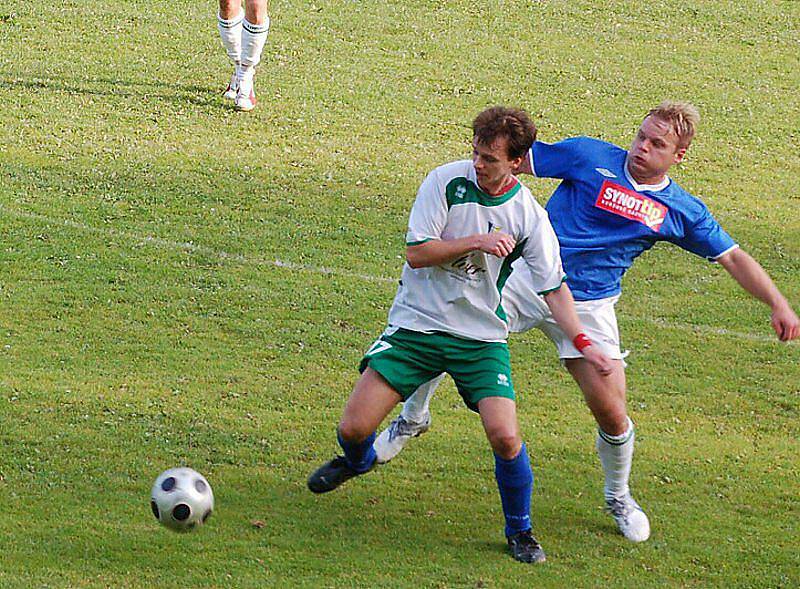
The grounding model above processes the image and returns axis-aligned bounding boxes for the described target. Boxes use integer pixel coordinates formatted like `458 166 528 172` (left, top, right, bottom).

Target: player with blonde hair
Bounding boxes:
375 100 799 543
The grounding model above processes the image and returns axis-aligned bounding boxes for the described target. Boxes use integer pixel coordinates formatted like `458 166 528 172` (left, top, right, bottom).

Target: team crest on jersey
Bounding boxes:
454 185 467 199
594 180 668 231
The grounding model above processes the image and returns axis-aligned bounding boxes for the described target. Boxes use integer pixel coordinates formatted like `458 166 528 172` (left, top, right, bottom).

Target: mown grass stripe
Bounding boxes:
1 203 790 346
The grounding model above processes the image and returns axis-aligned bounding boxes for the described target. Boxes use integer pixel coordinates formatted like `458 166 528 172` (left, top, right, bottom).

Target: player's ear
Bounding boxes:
674 147 687 164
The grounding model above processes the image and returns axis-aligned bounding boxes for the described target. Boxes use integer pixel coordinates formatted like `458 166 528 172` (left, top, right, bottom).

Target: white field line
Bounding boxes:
632 317 781 344
1 205 396 285
1 205 791 346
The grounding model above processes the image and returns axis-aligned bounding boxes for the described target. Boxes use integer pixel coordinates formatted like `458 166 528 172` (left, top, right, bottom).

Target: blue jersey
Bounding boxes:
532 137 737 301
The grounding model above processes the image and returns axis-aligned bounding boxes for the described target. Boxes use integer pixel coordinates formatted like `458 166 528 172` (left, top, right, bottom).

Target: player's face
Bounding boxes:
627 116 687 184
472 136 523 195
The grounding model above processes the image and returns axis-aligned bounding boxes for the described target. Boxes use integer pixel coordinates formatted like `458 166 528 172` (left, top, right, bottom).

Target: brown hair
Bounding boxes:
472 106 537 159
646 101 700 149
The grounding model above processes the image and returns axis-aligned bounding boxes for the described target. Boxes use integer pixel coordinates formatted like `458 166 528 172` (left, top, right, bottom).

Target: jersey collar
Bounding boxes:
624 156 671 193
468 166 522 204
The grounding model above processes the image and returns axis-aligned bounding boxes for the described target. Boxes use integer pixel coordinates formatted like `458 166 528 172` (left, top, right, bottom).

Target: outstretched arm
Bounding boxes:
543 284 614 375
717 248 799 341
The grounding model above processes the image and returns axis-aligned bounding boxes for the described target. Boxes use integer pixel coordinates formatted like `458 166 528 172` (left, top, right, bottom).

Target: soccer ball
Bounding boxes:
150 467 214 532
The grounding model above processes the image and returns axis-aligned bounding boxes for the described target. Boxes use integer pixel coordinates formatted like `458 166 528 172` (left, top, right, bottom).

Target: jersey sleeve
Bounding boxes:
530 137 589 180
520 206 568 294
670 204 738 261
406 169 447 245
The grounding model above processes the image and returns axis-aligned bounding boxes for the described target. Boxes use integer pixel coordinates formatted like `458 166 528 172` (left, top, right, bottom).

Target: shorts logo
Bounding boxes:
595 180 668 231
497 373 509 387
365 339 392 356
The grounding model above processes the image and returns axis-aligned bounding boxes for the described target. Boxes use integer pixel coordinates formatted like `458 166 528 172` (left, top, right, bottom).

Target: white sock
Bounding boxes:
400 374 444 423
240 17 270 70
217 10 244 64
596 416 635 502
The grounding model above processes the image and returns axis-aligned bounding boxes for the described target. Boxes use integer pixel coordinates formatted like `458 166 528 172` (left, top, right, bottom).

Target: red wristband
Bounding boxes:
573 333 592 352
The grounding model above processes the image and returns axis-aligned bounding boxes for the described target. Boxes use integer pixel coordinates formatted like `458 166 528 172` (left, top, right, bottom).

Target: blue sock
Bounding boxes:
337 430 377 474
494 443 533 537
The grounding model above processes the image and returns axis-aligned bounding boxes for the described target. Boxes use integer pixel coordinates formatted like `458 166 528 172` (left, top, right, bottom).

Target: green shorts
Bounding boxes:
359 327 515 412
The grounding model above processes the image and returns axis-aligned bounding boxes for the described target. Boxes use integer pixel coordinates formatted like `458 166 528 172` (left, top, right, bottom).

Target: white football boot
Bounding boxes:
374 413 431 464
223 67 239 101
234 67 256 111
606 493 651 542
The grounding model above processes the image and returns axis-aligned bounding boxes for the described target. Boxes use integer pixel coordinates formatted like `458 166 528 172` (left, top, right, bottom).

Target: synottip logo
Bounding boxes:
594 180 668 231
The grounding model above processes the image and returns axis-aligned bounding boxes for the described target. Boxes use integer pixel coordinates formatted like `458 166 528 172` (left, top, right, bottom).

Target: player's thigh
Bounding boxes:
340 368 403 440
565 358 628 434
359 328 446 399
444 340 515 412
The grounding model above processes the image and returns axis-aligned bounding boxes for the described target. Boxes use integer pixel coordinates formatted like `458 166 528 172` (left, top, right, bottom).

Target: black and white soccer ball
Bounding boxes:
150 467 214 532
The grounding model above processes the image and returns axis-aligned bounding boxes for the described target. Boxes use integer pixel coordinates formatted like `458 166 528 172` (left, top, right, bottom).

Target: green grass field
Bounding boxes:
1 0 798 587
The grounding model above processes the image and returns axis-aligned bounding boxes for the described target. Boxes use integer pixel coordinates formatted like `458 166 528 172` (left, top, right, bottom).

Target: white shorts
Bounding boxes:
501 269 627 361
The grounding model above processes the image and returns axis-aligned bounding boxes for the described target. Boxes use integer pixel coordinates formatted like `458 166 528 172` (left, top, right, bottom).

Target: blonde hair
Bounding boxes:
646 101 700 149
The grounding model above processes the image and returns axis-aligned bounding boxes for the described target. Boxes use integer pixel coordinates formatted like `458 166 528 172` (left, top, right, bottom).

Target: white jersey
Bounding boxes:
387 160 566 342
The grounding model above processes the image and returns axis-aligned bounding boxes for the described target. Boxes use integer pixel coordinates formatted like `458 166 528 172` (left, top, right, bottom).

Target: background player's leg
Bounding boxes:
565 358 650 541
237 0 270 111
399 373 442 422
373 373 444 463
478 397 544 563
565 359 629 495
217 0 244 99
566 358 627 434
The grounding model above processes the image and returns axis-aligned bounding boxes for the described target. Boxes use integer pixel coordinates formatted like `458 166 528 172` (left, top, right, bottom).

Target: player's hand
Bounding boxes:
771 304 800 341
477 232 516 258
581 344 614 376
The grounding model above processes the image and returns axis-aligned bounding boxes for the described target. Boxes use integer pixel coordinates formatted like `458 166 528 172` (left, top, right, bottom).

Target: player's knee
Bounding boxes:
597 411 631 437
338 418 371 443
487 430 521 460
218 0 240 14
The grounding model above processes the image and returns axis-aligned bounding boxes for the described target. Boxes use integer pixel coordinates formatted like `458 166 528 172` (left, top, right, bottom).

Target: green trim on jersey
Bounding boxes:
445 177 521 209
538 275 568 295
406 238 434 246
494 239 527 321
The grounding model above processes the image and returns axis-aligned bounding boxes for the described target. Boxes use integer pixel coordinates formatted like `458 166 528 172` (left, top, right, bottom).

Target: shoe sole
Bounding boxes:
508 544 546 564
307 479 339 494
516 554 546 564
